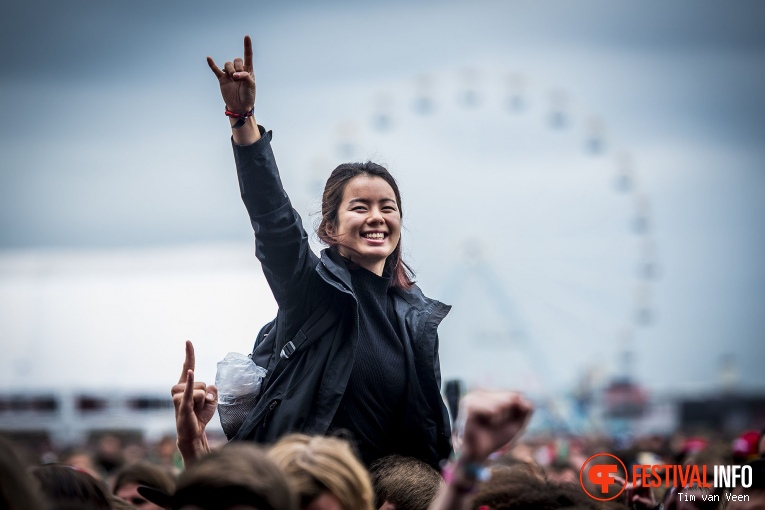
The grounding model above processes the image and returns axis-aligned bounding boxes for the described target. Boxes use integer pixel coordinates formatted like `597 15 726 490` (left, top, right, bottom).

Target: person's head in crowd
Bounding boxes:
471 467 600 510
153 434 182 477
141 442 296 510
369 455 442 510
0 436 47 510
488 453 546 481
726 458 765 510
155 435 178 462
95 433 125 475
545 460 578 484
60 446 103 480
112 461 176 510
30 464 112 510
123 442 149 465
269 434 374 510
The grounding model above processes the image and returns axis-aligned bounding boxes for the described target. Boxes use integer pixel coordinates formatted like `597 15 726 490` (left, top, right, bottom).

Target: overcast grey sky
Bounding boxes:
1 0 764 395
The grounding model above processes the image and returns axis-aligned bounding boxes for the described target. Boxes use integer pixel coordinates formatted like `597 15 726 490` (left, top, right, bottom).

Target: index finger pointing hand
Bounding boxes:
244 35 253 71
179 340 195 384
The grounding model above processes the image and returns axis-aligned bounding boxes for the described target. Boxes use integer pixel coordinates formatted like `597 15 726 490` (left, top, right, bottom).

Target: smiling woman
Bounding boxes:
318 163 409 286
173 35 453 476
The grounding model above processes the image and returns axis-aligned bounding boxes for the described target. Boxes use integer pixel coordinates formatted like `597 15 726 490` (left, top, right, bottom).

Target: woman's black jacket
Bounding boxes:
228 126 452 468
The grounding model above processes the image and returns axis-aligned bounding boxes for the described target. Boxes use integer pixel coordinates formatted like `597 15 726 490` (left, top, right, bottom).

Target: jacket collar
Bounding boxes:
317 248 354 294
319 247 450 321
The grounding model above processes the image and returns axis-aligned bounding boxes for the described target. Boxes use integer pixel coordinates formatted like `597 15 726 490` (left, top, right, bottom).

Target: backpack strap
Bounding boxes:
261 293 340 391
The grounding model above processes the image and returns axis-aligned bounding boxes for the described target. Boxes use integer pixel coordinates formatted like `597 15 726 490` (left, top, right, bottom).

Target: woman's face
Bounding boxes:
329 175 401 276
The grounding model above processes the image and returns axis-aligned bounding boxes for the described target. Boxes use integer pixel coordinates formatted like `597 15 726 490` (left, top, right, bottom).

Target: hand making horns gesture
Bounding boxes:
171 341 217 465
207 35 256 115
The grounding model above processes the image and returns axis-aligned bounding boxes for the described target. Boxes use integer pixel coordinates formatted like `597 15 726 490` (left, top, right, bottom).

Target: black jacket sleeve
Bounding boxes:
232 126 320 310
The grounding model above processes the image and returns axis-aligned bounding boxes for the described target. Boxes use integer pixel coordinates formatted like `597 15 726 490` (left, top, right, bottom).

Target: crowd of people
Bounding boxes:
3 33 764 510
1 405 763 510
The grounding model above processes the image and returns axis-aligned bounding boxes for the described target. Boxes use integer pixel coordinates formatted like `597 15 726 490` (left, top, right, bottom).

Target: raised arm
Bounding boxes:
429 390 533 510
207 37 319 309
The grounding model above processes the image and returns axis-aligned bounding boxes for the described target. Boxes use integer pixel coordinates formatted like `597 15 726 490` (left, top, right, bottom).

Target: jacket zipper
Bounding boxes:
262 400 279 429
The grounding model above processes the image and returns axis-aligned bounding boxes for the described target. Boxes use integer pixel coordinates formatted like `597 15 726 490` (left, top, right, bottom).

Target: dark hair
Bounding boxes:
317 162 415 290
30 464 111 510
112 461 175 495
472 467 601 510
173 443 297 510
369 455 442 510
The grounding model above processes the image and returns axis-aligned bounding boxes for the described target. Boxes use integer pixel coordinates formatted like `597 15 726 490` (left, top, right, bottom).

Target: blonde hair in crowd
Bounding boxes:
269 434 374 510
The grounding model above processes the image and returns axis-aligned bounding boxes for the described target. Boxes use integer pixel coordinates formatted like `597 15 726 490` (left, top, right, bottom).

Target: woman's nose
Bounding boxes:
367 208 384 223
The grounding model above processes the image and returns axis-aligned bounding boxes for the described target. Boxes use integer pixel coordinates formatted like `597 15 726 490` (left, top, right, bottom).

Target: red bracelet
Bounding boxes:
225 108 254 128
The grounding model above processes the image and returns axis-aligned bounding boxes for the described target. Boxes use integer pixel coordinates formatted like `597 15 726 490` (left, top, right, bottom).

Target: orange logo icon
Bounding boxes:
580 453 627 501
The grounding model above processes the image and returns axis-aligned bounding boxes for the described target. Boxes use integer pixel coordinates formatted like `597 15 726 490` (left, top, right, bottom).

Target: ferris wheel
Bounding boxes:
298 64 659 415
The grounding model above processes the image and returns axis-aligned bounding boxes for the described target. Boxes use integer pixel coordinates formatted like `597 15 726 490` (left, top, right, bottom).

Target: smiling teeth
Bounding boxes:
364 233 385 239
